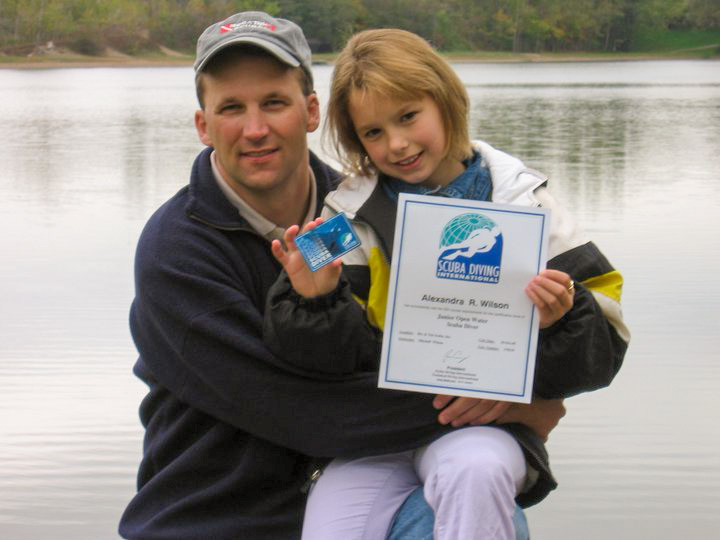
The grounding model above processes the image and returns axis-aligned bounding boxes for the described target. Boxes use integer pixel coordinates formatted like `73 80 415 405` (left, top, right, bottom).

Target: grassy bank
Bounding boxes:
632 28 720 54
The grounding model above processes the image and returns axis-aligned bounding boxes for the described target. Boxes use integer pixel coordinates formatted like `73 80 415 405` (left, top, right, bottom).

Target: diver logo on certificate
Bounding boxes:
378 193 551 403
437 213 503 283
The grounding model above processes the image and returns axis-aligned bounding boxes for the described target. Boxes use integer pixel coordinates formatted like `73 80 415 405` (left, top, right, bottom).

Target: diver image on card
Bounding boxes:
295 212 361 272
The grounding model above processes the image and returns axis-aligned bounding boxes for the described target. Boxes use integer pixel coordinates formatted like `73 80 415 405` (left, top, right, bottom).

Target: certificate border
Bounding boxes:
380 195 549 401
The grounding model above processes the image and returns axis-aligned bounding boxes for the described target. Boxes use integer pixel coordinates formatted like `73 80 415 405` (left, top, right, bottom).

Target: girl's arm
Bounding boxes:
265 218 381 375
270 218 343 299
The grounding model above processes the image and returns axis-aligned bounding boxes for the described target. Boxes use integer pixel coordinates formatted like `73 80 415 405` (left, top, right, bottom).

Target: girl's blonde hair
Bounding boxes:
326 28 472 176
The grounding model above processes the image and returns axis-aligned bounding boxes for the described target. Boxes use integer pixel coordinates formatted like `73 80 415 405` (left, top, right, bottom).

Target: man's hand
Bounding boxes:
434 395 566 441
271 218 343 298
494 398 566 441
434 395 511 427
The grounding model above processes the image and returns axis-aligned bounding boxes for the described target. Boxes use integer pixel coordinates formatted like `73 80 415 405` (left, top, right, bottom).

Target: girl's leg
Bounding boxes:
301 451 420 540
388 488 531 540
414 426 527 540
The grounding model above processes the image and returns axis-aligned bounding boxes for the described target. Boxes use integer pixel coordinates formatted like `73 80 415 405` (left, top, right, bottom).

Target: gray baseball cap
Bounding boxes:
194 11 313 83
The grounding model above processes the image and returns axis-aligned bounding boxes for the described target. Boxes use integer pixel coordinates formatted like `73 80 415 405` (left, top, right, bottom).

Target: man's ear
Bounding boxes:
194 109 213 146
306 93 320 133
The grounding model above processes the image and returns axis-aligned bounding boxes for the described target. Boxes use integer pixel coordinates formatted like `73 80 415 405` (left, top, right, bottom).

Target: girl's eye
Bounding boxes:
400 111 417 122
363 128 381 139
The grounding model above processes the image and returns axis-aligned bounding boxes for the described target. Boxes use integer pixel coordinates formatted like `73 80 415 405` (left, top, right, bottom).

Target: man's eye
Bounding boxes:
265 99 286 109
220 104 241 113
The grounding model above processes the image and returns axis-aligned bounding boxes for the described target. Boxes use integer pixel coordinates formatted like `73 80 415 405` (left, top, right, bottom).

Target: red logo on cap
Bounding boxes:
220 22 277 33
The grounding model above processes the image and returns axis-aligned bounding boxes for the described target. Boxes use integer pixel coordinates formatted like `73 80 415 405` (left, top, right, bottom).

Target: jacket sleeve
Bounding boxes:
263 271 383 375
531 187 630 398
131 213 449 459
534 274 628 398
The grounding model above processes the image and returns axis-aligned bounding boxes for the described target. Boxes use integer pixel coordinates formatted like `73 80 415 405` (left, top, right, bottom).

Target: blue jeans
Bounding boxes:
387 486 529 540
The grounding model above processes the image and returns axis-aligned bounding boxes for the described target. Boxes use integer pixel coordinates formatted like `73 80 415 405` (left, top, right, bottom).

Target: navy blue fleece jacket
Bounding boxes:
119 148 465 540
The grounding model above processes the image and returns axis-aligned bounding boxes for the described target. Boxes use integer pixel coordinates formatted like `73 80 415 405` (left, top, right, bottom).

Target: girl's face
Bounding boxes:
349 91 464 188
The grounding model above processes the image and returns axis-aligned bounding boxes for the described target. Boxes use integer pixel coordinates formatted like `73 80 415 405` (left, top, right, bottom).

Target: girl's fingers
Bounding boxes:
283 224 300 247
539 268 570 285
299 217 325 234
528 281 559 311
270 239 286 264
530 276 573 309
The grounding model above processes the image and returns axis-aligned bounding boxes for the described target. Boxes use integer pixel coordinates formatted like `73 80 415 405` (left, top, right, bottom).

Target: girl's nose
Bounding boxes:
388 130 409 154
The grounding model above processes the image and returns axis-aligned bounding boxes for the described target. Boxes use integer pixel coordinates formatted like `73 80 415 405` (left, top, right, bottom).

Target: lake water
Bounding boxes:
1 60 719 539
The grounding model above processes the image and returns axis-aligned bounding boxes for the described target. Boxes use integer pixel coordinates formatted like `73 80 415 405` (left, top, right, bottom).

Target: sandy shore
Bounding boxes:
1 48 716 69
0 54 195 69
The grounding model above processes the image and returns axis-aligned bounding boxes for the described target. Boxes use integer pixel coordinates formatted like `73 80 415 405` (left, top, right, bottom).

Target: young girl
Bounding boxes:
264 29 629 540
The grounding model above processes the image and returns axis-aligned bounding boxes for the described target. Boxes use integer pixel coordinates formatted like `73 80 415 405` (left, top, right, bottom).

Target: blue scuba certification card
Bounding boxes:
378 193 551 403
295 212 362 272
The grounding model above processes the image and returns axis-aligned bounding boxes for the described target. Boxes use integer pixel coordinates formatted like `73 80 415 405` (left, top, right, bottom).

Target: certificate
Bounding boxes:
378 193 551 403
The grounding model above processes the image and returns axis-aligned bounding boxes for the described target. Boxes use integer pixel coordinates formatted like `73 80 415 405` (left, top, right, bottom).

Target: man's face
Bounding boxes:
195 54 320 201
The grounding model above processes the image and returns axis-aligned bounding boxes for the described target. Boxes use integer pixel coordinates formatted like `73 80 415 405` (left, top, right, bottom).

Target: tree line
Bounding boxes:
1 0 719 56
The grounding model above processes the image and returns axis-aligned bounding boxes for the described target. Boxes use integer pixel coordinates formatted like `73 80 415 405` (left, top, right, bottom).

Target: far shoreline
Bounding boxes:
1 48 717 70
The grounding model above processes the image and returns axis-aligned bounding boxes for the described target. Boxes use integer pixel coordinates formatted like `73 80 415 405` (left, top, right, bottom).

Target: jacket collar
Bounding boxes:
357 180 398 257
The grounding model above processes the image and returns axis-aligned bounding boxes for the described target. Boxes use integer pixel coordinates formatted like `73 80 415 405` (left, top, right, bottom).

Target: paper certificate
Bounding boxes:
378 193 551 403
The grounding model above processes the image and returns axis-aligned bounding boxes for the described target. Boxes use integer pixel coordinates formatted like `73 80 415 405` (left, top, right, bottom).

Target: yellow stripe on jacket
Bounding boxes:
580 270 623 303
366 247 391 331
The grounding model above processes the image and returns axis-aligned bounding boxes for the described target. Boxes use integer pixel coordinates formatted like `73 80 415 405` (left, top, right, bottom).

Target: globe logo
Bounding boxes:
436 213 503 283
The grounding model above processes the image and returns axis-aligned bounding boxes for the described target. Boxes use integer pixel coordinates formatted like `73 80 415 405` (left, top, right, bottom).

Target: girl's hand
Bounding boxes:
271 218 343 298
433 395 511 427
525 269 575 329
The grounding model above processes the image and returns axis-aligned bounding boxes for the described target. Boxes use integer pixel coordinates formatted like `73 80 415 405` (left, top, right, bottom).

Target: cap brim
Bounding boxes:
194 36 300 73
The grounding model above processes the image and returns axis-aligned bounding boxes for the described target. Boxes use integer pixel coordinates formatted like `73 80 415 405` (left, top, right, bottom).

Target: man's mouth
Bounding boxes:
241 148 277 158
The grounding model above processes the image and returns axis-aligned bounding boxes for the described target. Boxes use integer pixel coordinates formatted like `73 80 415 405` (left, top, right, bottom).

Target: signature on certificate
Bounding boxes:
443 349 469 364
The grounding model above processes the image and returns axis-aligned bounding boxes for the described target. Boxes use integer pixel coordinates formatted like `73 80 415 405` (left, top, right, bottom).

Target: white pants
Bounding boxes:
301 426 527 540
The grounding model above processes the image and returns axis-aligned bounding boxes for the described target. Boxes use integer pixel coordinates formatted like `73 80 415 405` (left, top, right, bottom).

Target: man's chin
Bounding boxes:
232 171 286 192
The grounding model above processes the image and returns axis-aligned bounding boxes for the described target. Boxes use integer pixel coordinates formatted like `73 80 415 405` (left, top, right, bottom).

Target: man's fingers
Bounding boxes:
469 401 511 426
433 394 454 410
449 400 511 427
438 397 495 426
437 397 475 424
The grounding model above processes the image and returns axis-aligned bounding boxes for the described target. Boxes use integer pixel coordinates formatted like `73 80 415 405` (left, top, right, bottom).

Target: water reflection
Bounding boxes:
468 92 632 222
1 61 719 539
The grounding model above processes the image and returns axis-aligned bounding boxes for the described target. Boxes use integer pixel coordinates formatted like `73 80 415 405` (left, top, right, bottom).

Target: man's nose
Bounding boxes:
243 110 270 140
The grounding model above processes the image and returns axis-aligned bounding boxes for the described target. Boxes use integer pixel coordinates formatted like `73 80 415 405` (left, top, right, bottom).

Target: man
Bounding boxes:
119 12 565 539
